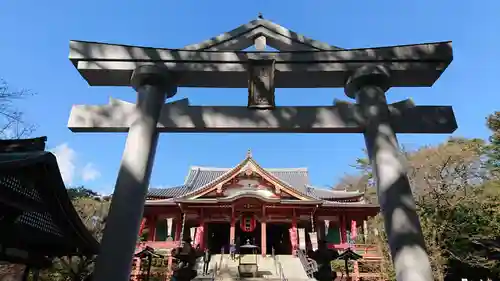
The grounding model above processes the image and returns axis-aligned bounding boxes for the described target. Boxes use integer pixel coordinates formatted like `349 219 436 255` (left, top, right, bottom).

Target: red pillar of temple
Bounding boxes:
340 214 347 246
230 217 236 245
292 209 297 229
292 210 298 256
261 220 267 256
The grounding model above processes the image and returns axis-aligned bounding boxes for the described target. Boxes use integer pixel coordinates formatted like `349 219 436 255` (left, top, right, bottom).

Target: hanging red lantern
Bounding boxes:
240 214 256 232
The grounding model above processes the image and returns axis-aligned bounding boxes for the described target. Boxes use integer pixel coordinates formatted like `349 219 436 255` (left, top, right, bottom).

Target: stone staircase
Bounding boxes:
275 255 312 281
193 254 314 281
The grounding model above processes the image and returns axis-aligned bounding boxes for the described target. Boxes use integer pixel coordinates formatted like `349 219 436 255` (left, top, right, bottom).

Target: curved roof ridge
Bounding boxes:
147 198 175 202
149 184 187 190
187 166 308 172
305 184 362 194
189 166 230 171
147 184 190 198
217 191 280 203
145 198 177 206
266 167 308 172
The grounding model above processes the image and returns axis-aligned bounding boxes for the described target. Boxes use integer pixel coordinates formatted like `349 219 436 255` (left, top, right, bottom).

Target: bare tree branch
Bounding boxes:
0 78 37 139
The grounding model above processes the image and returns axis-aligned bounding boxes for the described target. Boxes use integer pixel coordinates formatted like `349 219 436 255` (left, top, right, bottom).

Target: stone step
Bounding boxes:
193 277 316 280
194 278 314 281
275 255 310 280
195 254 281 279
192 254 313 281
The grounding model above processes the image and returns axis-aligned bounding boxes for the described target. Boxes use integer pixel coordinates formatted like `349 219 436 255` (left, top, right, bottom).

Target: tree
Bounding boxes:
332 174 369 192
331 173 377 203
39 196 110 281
442 193 500 274
486 111 500 178
354 137 500 280
0 79 36 139
66 186 99 200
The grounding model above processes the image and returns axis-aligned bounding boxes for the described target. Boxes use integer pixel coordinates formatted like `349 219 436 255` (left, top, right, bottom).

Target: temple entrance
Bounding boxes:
206 222 230 253
267 223 292 255
235 221 261 251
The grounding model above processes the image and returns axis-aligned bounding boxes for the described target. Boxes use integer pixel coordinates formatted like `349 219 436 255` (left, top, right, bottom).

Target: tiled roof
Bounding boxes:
184 167 228 190
147 185 190 198
305 185 363 199
147 166 363 201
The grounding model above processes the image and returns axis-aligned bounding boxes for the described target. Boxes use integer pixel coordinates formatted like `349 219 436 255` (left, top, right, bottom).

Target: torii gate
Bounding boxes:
68 17 455 281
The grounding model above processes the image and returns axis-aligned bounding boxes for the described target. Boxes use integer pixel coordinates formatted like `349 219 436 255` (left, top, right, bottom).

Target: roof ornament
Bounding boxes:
258 12 264 20
305 185 312 194
245 166 253 176
246 149 253 158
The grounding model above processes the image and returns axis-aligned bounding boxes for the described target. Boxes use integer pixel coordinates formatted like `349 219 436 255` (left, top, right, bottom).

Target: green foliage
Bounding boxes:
331 260 353 275
37 189 109 281
355 133 500 280
486 111 500 177
442 193 500 271
71 197 110 241
66 186 99 200
482 180 500 197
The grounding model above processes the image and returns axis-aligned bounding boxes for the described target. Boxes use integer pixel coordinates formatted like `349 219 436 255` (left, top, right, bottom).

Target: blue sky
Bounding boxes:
0 1 498 194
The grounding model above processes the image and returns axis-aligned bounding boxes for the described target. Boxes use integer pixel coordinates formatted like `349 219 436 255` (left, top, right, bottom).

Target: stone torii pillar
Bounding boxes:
344 65 433 281
92 65 177 281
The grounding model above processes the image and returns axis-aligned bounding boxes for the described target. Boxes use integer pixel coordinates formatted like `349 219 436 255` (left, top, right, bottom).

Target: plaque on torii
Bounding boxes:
68 17 455 281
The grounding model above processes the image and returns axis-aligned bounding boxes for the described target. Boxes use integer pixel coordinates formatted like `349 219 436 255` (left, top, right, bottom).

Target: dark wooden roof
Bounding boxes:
0 137 47 153
0 141 99 265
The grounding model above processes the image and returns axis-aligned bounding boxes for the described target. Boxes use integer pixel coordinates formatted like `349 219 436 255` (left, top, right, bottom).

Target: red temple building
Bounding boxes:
138 151 380 257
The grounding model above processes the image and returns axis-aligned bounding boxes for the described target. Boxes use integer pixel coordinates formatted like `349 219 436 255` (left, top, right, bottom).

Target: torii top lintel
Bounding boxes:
180 18 344 51
68 18 453 88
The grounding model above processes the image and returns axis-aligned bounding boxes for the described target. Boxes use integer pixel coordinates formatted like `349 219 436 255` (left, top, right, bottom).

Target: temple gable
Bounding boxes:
222 179 278 198
196 172 302 200
182 152 317 201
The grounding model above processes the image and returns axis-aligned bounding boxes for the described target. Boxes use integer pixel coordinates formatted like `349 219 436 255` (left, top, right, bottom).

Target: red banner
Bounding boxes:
138 218 147 237
289 227 297 252
351 220 357 240
194 225 204 247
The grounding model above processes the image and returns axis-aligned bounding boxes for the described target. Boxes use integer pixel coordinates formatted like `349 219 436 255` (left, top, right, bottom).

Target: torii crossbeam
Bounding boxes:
69 98 456 134
68 17 455 281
